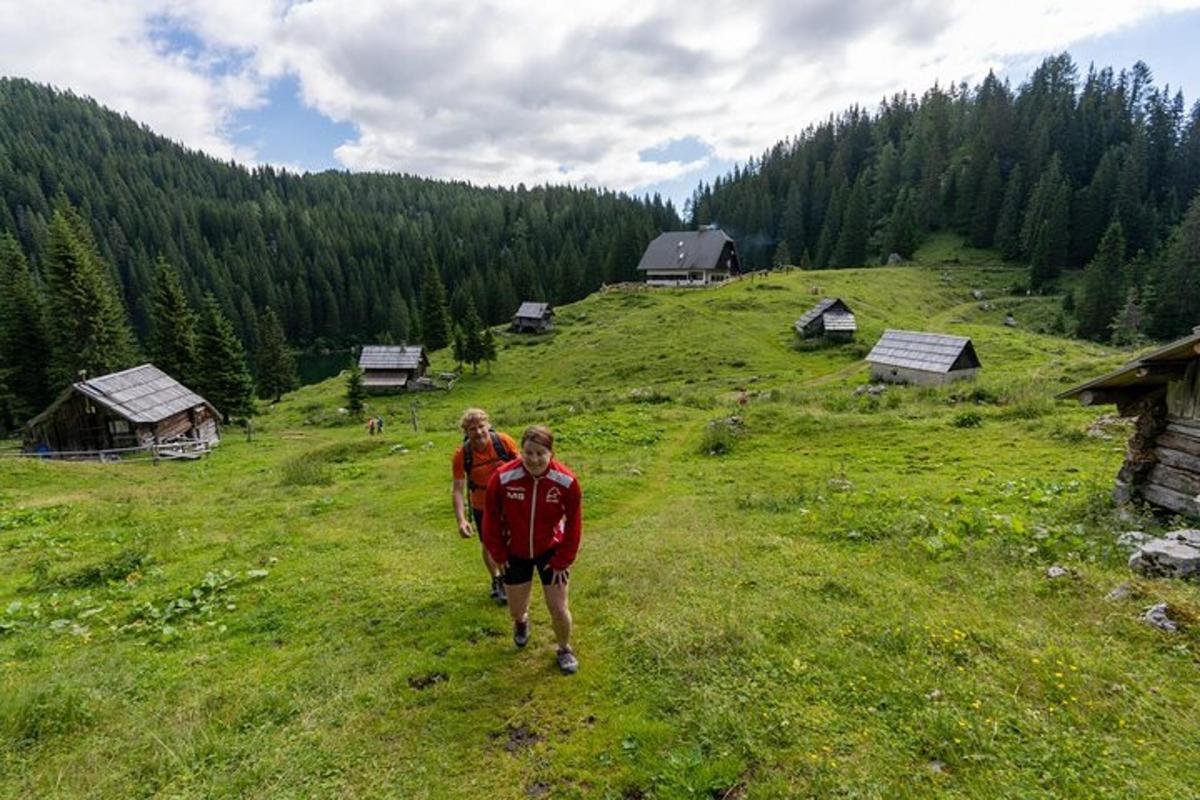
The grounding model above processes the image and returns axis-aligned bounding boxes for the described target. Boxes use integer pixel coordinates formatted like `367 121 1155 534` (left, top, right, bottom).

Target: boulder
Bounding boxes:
1128 531 1200 580
1141 603 1178 633
1004 315 1018 327
1046 565 1070 579
1115 531 1149 552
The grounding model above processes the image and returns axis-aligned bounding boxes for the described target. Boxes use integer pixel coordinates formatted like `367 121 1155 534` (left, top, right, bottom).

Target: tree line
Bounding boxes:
689 55 1200 342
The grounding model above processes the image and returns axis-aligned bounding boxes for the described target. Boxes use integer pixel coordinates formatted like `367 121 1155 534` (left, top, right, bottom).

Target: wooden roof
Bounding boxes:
637 229 734 271
515 302 552 319
28 364 216 427
866 330 980 373
1057 328 1200 401
359 345 427 371
822 311 858 332
796 298 848 329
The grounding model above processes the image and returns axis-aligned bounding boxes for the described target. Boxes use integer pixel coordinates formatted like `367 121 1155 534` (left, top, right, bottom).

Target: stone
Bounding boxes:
887 252 903 264
1046 565 1070 579
1140 603 1178 633
1115 531 1150 552
1167 529 1200 548
1105 583 1132 602
1129 537 1200 580
971 289 985 300
1004 315 1018 327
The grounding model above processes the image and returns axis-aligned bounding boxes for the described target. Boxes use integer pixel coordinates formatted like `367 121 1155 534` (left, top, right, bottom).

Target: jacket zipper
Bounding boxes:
528 475 539 557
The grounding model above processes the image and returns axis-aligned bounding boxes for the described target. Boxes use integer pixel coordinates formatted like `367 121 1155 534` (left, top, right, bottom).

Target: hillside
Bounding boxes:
2 252 1198 799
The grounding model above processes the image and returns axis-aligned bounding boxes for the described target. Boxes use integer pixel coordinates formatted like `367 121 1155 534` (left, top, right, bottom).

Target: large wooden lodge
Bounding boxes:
637 228 741 287
24 364 219 457
1060 326 1200 515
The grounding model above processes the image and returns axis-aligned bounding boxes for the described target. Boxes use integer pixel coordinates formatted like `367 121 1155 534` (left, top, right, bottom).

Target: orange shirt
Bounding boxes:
452 431 519 510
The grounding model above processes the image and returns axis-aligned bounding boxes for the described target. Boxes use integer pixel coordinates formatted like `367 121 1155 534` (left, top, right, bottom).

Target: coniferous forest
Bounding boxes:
690 54 1200 343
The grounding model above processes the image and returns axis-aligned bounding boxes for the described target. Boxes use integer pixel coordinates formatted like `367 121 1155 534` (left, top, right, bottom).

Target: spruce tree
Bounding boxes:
884 188 919 259
43 206 138 388
420 264 452 351
1075 221 1126 341
994 165 1025 260
481 326 497 372
195 294 255 421
463 298 486 373
345 362 365 416
452 328 466 371
1110 287 1147 346
255 307 297 402
0 233 53 420
832 174 870 267
1147 191 1200 339
148 258 198 385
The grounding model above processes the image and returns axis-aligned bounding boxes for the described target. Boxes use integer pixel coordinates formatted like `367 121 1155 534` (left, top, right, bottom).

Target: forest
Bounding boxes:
690 54 1200 344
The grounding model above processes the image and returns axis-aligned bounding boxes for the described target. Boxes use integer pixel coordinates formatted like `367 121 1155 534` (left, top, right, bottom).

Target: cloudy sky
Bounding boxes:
3 0 1199 211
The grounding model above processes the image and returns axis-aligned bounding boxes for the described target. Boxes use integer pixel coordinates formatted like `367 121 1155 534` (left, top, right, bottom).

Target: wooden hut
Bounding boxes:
1058 326 1200 515
795 298 857 341
358 345 429 391
512 302 554 333
637 228 740 286
24 364 219 457
866 330 981 386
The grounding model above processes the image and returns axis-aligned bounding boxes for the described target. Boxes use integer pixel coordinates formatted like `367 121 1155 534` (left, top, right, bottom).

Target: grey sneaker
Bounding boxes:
513 619 530 648
490 575 507 604
556 647 579 674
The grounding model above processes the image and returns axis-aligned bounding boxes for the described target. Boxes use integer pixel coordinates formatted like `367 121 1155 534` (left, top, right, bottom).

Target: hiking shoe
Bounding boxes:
492 575 507 605
513 619 530 648
556 647 579 675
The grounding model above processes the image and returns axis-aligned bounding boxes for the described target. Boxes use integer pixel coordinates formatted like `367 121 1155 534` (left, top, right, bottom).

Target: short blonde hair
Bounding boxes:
459 408 489 432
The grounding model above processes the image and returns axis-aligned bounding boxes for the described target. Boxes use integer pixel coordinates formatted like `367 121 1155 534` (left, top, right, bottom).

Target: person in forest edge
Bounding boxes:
452 408 519 604
483 425 582 674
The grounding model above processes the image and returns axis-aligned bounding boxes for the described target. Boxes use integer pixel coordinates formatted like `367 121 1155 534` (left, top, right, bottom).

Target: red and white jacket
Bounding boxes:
483 457 582 571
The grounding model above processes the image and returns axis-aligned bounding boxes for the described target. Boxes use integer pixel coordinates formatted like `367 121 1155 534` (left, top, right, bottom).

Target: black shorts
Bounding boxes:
471 507 484 536
504 547 566 586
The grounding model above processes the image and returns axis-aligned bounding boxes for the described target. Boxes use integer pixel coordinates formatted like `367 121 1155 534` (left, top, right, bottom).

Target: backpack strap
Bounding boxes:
464 430 513 492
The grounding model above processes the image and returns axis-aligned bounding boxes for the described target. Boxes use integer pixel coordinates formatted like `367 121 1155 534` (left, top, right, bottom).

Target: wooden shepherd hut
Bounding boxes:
866 330 981 386
1058 326 1200 515
24 364 219 456
512 302 554 333
795 298 857 341
358 345 429 391
637 228 741 286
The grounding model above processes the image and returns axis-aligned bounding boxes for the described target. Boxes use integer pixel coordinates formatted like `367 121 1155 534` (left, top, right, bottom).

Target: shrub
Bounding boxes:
953 411 983 428
49 549 147 589
700 418 741 455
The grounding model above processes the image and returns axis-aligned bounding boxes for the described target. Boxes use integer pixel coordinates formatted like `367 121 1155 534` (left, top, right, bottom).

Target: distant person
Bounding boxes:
366 416 377 435
483 425 582 674
452 408 519 603
375 414 384 433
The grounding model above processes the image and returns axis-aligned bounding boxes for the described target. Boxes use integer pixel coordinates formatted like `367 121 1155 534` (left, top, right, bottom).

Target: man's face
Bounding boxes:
522 440 552 477
466 420 490 448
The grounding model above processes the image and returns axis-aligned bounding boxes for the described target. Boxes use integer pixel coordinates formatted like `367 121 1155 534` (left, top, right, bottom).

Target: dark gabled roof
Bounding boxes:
1057 328 1200 400
795 298 852 330
866 330 980 373
28 364 216 427
359 345 427 371
514 302 552 319
637 230 734 271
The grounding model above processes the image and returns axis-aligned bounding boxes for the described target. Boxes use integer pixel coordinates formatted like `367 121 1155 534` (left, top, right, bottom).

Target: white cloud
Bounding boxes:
1 0 1198 192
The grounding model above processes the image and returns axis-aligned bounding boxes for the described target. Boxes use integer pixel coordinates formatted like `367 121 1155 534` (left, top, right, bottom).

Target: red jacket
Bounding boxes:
483 457 582 571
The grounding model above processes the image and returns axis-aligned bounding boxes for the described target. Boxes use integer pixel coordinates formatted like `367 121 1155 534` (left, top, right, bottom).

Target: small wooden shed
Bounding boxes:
866 330 981 386
795 298 857 341
1058 326 1200 515
637 228 741 286
24 364 219 456
512 302 554 333
359 345 429 391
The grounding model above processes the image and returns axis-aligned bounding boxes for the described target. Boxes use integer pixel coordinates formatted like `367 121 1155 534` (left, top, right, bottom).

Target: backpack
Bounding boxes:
462 431 515 491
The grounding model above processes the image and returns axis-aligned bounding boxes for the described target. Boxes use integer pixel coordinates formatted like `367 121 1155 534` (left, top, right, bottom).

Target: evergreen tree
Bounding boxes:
1110 287 1147 346
481 326 497 372
387 289 411 342
452 327 465 371
345 362 365 416
993 165 1026 260
0 234 52 423
148 258 198 385
1023 157 1071 289
195 294 255 421
255 307 297 402
772 240 792 268
1147 191 1200 339
884 187 920 259
462 298 486 372
420 264 452 351
832 174 870 266
43 206 138 388
1075 221 1126 340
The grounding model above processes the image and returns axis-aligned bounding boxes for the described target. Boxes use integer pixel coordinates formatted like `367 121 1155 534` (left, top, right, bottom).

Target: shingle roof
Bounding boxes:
637 230 734 271
822 311 857 332
1057 328 1200 400
359 345 426 371
795 298 853 331
866 330 979 373
73 364 214 424
515 302 552 319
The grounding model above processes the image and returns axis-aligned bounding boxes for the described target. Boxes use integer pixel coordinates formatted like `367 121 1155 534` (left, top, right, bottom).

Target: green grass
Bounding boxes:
2 249 1198 798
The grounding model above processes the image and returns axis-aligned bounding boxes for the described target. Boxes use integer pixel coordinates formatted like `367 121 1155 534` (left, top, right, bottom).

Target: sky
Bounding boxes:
2 1 1199 215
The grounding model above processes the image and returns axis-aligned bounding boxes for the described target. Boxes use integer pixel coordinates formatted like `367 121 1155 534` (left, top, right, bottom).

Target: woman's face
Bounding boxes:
521 440 552 476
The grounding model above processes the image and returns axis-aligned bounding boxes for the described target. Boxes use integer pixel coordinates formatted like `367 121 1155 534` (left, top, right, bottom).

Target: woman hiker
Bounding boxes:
452 408 519 604
483 425 582 674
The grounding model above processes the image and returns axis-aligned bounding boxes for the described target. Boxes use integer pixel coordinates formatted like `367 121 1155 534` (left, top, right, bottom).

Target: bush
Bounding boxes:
953 411 983 428
50 549 147 589
700 418 741 455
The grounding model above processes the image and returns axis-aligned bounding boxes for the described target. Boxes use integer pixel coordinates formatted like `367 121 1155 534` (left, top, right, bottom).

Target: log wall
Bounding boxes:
1137 361 1200 515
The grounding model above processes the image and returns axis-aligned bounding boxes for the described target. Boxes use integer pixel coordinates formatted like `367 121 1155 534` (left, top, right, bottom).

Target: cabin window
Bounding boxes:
108 419 130 434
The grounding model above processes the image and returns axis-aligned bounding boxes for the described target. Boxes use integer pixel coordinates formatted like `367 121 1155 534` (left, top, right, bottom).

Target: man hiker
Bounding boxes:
452 408 519 604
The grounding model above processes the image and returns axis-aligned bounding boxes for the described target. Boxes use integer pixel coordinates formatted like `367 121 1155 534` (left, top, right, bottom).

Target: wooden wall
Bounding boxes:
1142 362 1200 514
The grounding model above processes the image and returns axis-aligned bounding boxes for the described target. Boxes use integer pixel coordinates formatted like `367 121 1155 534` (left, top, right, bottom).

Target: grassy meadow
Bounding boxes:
3 236 1199 798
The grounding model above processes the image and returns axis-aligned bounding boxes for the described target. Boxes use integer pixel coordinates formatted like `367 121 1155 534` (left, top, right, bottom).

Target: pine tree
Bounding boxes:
1147 191 1200 339
387 289 410 342
195 294 255 421
1075 221 1126 341
452 328 465 371
481 326 497 372
420 264 452 351
994 165 1025 260
772 240 792 268
1023 157 1071 289
43 206 138 388
345 362 365 416
884 187 919 259
832 174 870 266
1110 287 1147 346
463 298 486 372
255 307 297 402
0 233 53 421
148 258 198 385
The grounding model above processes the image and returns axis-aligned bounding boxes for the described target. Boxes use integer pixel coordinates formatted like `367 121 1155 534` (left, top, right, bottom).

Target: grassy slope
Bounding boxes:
3 237 1198 799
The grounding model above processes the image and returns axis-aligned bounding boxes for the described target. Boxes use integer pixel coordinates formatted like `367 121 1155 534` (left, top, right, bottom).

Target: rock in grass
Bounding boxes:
1046 565 1070 579
1105 583 1132 602
1116 531 1150 552
1129 531 1200 580
1141 603 1178 633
